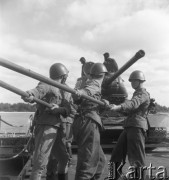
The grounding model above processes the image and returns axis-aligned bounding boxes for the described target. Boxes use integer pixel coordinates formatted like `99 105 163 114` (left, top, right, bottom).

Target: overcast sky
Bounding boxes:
0 0 169 107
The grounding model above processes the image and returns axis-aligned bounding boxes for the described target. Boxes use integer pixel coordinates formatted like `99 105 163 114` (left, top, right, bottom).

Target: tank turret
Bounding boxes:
102 50 145 104
102 74 128 104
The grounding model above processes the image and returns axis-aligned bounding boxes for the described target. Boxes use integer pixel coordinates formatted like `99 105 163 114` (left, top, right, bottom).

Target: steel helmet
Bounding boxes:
49 63 69 79
129 70 145 82
83 62 94 76
90 63 108 75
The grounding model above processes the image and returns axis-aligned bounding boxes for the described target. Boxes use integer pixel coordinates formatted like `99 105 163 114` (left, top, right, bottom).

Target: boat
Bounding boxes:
0 114 34 179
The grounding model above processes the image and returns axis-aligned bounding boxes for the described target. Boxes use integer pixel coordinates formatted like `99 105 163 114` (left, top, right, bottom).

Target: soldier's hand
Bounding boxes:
46 103 59 112
110 104 115 111
51 103 59 110
46 103 60 115
110 104 121 111
74 89 83 98
22 94 34 103
101 99 110 109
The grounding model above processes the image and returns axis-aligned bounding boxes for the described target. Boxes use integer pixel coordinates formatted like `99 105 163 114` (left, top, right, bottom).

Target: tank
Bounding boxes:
100 99 169 148
100 54 169 148
76 51 169 148
101 72 128 105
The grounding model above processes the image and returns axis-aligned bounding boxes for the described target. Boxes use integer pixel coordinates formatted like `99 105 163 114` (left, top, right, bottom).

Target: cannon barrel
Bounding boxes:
106 50 145 85
0 57 105 106
0 80 52 108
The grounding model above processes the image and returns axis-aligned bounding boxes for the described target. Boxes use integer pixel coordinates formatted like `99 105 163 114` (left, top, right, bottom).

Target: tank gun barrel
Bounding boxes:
0 80 53 108
0 57 105 106
106 50 145 85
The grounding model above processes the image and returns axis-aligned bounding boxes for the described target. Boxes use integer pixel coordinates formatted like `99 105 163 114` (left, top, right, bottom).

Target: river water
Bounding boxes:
0 112 34 133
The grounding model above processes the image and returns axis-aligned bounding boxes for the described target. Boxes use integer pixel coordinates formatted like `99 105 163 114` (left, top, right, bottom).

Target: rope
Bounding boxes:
0 116 24 127
0 134 33 161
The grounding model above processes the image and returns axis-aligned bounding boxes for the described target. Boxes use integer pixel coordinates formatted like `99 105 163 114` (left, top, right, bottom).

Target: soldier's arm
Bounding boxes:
48 104 69 117
110 92 148 112
61 92 77 118
22 82 49 103
121 92 147 111
68 95 77 118
27 82 50 99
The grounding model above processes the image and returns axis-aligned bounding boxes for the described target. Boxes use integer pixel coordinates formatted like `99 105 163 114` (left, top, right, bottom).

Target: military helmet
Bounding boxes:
90 63 108 75
49 63 69 79
83 62 94 76
129 70 145 82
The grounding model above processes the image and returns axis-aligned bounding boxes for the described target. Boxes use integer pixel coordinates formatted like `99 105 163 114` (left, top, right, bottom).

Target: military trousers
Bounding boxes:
63 122 73 160
73 116 106 180
30 125 58 180
61 121 73 144
47 125 69 175
110 127 146 180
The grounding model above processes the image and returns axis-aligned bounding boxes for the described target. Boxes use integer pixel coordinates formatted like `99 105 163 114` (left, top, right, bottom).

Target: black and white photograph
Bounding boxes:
0 0 169 180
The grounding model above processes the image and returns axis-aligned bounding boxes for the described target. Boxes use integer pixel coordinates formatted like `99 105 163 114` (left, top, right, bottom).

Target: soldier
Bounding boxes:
46 66 76 180
75 61 94 90
72 63 107 180
79 57 86 77
22 63 72 180
109 70 150 180
103 52 118 73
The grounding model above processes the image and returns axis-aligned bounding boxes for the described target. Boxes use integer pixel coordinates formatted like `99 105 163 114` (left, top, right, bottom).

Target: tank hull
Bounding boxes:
100 112 169 145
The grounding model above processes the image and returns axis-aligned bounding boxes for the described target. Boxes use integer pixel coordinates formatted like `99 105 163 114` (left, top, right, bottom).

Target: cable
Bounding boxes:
0 134 33 161
0 117 25 127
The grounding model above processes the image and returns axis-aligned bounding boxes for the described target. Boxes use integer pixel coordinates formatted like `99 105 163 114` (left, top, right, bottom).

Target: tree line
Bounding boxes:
155 103 169 113
0 103 36 112
0 102 169 112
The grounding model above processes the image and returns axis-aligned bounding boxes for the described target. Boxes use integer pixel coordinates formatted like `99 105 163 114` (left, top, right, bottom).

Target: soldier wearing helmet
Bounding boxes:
103 52 118 73
79 57 86 77
129 70 145 81
90 62 108 77
22 63 75 180
49 63 69 82
75 61 94 90
108 70 150 180
72 63 107 180
82 61 94 77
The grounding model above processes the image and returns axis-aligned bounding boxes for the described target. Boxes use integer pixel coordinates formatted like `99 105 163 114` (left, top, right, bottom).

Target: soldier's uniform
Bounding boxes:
23 63 71 180
75 76 87 90
75 62 95 90
110 71 150 180
46 86 76 179
103 52 118 73
27 82 70 180
72 63 107 180
60 84 76 164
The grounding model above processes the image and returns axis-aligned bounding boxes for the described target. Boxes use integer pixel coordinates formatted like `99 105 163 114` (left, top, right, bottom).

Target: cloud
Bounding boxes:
0 0 169 106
